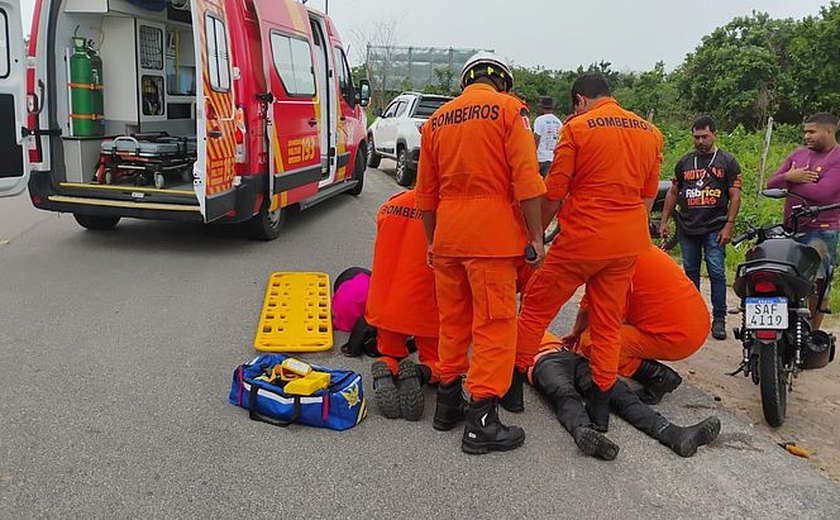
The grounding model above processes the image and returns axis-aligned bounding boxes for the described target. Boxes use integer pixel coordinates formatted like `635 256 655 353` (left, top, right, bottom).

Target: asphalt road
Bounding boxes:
1 168 839 519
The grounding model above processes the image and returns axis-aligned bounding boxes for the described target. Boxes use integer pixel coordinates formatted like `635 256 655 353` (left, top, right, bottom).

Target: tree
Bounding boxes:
423 66 457 96
677 12 798 130
350 20 401 111
788 3 840 118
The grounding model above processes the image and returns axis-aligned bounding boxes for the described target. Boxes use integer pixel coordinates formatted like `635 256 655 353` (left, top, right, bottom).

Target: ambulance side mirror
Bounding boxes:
356 79 371 107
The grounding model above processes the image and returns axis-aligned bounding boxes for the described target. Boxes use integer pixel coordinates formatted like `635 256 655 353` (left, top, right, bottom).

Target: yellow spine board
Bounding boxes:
254 272 333 352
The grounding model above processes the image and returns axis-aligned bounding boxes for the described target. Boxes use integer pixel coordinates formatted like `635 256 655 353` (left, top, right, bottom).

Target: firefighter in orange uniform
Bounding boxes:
416 52 546 455
512 74 664 433
366 189 440 422
566 246 710 405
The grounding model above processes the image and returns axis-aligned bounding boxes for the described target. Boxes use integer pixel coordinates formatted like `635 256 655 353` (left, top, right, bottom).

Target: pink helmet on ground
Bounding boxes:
332 267 371 332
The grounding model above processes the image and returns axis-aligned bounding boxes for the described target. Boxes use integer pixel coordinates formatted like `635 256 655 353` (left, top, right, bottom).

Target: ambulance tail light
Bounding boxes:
235 105 247 172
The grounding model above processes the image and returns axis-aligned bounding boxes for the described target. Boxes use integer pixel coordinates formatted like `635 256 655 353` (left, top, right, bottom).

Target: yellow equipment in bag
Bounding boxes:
255 272 333 352
284 371 331 396
277 357 313 380
252 357 332 396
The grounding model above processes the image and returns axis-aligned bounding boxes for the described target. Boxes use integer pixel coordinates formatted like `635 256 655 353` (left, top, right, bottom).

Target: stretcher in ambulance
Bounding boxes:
0 0 371 240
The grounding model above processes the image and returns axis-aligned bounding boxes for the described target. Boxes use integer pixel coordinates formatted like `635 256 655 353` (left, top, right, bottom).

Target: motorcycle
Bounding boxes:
731 188 839 427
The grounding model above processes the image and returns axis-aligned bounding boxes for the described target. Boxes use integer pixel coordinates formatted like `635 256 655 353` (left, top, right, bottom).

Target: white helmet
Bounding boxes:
459 51 514 91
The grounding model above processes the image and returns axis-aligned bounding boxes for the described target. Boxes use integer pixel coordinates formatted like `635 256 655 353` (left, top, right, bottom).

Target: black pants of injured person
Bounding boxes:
531 349 721 460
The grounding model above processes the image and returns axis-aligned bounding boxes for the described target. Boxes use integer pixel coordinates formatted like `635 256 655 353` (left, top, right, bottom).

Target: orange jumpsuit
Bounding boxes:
365 190 440 378
416 83 546 400
576 246 710 376
516 97 663 391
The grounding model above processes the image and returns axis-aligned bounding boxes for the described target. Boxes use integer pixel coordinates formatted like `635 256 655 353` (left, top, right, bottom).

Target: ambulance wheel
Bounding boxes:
73 214 120 231
348 147 366 196
367 135 382 168
395 148 416 187
154 173 165 190
245 200 285 241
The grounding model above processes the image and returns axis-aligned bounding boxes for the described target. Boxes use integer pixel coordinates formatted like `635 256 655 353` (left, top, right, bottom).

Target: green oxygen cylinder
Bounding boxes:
88 40 105 134
69 36 104 137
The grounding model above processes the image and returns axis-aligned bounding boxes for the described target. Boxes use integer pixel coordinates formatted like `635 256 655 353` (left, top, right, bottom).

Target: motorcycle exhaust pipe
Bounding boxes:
801 329 835 370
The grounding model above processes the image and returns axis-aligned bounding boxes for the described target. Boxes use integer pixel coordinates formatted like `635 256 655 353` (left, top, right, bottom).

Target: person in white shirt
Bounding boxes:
533 96 563 177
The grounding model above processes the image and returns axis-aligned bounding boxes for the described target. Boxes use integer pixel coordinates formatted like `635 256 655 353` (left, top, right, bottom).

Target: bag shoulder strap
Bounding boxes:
248 384 301 427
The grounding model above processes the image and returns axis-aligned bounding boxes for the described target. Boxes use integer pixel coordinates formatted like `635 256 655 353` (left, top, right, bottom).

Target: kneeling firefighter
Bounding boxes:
416 52 547 455
561 246 710 405
365 190 441 421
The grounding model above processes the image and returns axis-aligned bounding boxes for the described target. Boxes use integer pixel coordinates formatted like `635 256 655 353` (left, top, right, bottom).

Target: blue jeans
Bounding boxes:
795 230 839 267
796 230 838 298
679 231 727 320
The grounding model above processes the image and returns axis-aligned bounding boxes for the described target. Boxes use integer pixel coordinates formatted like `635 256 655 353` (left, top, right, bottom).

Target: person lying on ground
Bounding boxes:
529 334 721 461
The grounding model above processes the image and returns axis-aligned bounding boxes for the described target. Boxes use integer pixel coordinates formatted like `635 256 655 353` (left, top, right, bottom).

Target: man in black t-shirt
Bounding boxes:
659 116 742 340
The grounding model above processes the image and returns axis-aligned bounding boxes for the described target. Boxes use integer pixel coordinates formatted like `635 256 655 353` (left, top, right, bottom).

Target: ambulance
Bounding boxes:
0 0 371 240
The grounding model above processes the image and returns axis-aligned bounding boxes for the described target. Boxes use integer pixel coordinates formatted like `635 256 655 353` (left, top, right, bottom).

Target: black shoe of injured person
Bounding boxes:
573 427 620 461
500 368 527 413
631 360 683 405
585 385 613 432
654 416 721 457
461 398 525 455
433 378 467 431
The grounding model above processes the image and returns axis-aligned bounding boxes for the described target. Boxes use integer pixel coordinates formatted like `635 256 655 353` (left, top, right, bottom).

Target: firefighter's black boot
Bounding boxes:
397 359 425 422
433 378 466 431
572 426 620 461
654 416 721 457
461 398 525 455
500 368 527 413
631 360 683 405
586 384 613 432
371 360 400 419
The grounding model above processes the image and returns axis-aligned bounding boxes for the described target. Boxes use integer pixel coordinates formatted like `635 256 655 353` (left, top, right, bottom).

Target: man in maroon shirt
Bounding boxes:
767 112 840 328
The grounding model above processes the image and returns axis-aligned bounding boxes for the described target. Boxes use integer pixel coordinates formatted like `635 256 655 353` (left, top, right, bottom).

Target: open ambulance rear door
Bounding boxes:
0 1 29 198
192 0 237 222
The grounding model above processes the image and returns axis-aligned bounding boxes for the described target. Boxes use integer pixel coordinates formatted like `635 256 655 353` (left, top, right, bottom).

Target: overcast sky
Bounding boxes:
19 0 832 70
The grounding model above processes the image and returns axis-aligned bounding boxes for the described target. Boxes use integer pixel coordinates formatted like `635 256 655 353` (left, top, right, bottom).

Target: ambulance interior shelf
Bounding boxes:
56 3 198 188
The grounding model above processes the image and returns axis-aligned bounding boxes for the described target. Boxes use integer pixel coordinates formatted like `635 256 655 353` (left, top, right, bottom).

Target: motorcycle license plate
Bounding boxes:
745 297 789 330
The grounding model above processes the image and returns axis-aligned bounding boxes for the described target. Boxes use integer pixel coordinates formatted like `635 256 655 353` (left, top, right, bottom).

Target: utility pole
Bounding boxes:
756 116 775 202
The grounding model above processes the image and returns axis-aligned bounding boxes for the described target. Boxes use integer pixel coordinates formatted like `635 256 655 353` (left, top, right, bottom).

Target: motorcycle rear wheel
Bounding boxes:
759 340 788 427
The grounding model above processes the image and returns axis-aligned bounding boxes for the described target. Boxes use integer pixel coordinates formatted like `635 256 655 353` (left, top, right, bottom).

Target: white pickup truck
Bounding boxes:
367 92 452 186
